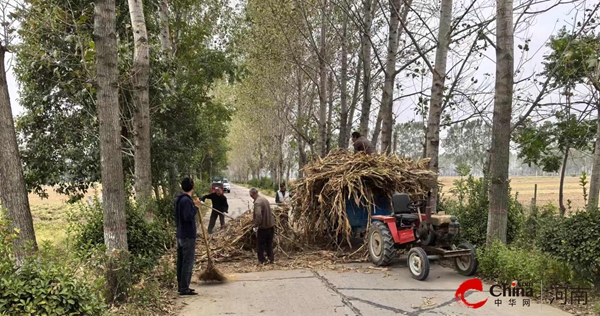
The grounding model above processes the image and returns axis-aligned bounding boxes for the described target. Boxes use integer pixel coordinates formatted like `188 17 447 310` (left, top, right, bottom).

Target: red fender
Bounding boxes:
372 216 416 244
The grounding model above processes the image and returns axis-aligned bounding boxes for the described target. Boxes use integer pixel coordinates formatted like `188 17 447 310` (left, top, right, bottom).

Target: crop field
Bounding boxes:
439 176 586 211
26 185 102 246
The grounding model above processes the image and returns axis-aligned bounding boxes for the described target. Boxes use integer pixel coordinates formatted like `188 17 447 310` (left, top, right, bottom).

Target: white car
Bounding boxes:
223 180 231 193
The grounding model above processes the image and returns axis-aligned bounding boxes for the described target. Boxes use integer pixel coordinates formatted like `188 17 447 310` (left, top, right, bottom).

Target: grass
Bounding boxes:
27 186 101 247
440 175 587 210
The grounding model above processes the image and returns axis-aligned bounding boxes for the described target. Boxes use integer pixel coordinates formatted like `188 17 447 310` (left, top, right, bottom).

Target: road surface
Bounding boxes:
211 183 275 220
180 184 570 316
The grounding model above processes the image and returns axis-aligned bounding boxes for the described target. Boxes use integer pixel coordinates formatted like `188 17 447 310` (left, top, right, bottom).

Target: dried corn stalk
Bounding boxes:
291 150 438 246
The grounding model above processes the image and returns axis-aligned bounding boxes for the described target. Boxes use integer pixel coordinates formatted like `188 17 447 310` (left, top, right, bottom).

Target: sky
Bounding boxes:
391 0 591 124
4 0 590 123
7 52 19 115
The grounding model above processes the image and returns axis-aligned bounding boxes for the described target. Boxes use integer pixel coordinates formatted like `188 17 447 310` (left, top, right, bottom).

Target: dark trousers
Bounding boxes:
208 211 225 234
176 238 196 292
256 227 275 264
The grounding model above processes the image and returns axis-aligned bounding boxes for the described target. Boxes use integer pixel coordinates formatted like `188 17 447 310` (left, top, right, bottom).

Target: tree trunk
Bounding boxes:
486 0 514 248
94 0 129 301
347 55 362 141
95 0 129 251
371 108 382 150
338 12 349 149
258 137 264 175
278 134 285 185
392 124 399 154
380 0 403 154
425 0 453 213
326 73 333 153
0 45 37 261
168 159 179 197
296 66 307 174
482 149 491 195
318 0 328 157
158 0 172 54
588 109 600 211
128 0 152 211
559 146 570 216
359 0 373 136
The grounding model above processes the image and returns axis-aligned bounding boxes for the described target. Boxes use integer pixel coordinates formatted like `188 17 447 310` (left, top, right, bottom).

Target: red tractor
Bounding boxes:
368 192 477 280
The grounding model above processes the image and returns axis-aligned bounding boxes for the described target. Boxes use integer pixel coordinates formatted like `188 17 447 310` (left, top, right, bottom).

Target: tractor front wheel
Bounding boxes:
454 243 478 276
407 247 430 281
368 221 397 266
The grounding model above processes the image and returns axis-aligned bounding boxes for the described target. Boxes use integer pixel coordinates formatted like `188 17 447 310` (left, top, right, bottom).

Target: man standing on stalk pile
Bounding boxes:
200 187 229 234
174 177 200 296
351 131 376 155
250 188 275 264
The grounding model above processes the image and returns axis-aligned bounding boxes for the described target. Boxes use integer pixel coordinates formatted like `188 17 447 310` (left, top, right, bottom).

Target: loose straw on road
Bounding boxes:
197 204 226 282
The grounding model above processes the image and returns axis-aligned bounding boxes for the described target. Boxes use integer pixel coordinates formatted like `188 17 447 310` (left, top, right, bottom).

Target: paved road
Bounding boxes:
225 184 275 219
179 262 571 316
181 184 570 316
204 184 275 227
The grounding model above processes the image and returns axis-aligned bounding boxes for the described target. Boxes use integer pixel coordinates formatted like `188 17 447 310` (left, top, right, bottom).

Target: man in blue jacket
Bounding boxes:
174 177 200 295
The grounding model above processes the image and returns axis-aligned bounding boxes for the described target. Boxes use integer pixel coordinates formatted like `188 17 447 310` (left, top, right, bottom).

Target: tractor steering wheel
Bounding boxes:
408 199 427 209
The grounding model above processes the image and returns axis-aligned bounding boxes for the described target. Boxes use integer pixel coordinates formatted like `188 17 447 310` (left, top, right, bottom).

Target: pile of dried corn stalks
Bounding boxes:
195 206 304 264
291 150 438 246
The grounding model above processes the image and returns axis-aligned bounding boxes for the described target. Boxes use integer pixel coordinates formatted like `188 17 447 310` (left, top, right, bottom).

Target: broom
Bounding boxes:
196 200 226 282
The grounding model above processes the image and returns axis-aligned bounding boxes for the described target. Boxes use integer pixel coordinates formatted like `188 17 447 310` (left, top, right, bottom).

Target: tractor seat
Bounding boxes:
392 193 419 224
395 213 419 224
392 193 412 214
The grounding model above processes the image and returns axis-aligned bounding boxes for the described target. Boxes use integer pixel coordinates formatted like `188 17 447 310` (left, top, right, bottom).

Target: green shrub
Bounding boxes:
117 254 177 315
514 203 557 249
153 197 176 229
478 240 575 294
536 208 600 290
68 198 174 276
0 212 106 315
193 179 211 197
441 176 525 247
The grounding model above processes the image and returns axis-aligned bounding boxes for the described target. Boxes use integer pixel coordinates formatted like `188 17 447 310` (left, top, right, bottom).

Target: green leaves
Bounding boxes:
0 212 107 315
514 114 596 172
478 241 574 293
542 27 600 89
537 208 600 286
13 0 239 197
442 176 525 247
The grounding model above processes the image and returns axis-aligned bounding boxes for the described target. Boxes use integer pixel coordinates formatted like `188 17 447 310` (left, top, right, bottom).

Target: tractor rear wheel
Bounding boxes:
454 243 478 276
368 221 397 266
407 247 430 280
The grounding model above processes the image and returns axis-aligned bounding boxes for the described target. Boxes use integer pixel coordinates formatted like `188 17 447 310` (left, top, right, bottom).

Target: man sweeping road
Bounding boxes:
174 178 200 296
250 188 275 264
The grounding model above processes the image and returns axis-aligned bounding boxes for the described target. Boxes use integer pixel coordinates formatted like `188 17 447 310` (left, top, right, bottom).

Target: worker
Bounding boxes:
351 131 375 155
250 188 275 264
174 177 200 296
275 183 290 206
200 187 229 234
